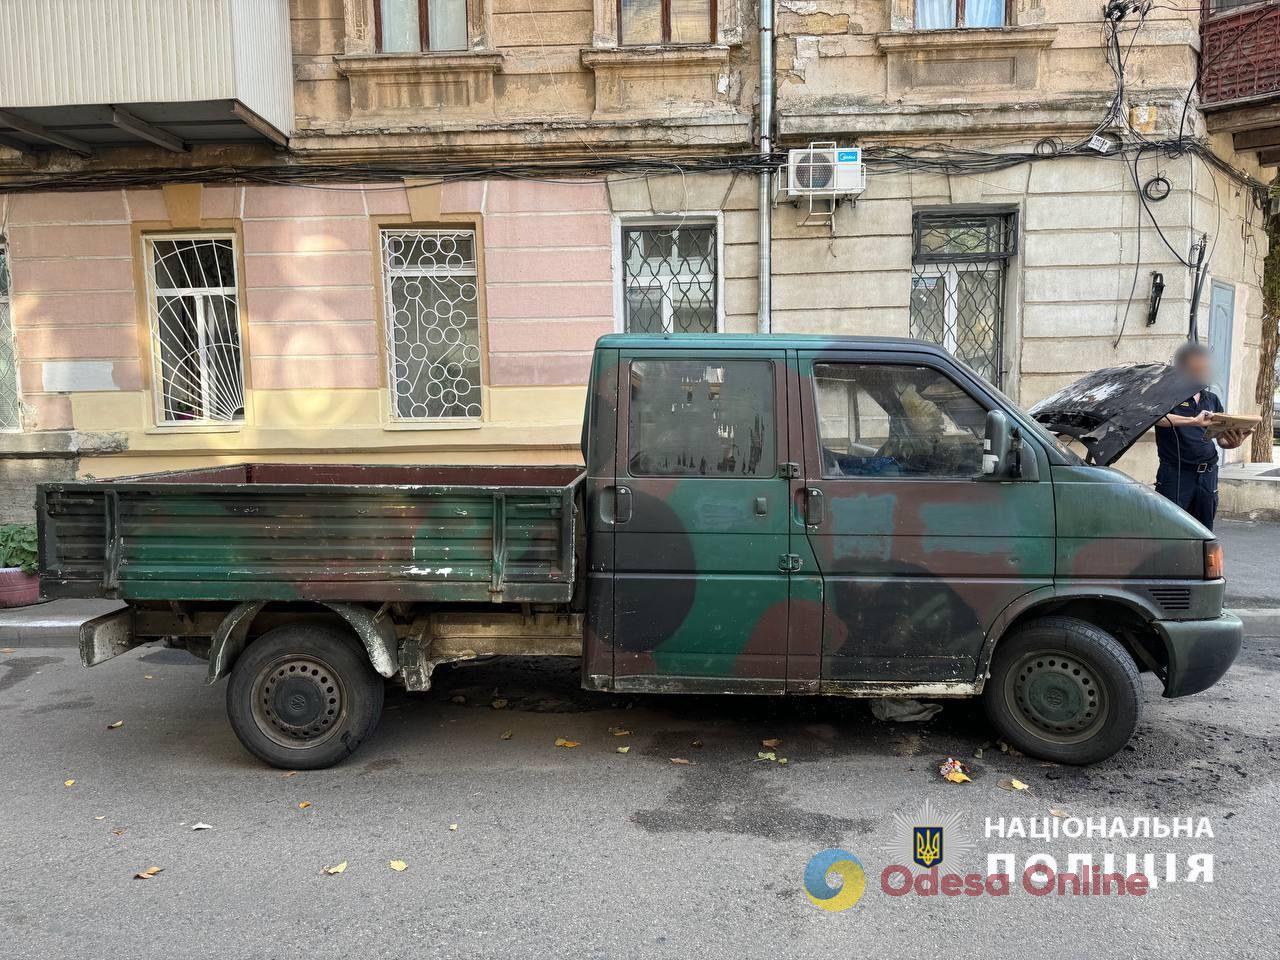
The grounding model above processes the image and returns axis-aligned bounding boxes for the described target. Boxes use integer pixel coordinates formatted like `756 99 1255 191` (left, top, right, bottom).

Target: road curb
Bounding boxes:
1232 608 1280 637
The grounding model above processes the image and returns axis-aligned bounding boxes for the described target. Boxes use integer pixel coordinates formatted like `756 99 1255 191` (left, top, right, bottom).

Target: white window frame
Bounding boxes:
611 213 724 334
143 232 245 427
379 227 484 424
0 239 19 433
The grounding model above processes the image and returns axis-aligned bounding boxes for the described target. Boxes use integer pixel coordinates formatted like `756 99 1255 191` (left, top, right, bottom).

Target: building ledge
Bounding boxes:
580 44 732 68
334 52 505 120
579 45 734 119
875 26 1058 53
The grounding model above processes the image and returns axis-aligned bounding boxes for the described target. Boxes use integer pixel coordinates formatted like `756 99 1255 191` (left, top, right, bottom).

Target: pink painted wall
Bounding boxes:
0 178 618 433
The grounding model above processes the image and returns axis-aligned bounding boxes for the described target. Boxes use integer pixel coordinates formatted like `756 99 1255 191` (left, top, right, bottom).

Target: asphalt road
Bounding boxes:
1 523 1278 959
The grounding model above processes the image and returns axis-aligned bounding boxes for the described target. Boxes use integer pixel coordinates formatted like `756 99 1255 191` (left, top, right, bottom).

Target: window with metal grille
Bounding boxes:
618 0 714 45
621 223 717 334
376 0 468 52
380 229 482 421
915 0 1011 28
909 211 1015 387
146 235 244 424
0 242 18 431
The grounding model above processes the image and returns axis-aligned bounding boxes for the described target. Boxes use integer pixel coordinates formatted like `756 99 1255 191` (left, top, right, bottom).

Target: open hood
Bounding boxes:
1029 363 1200 466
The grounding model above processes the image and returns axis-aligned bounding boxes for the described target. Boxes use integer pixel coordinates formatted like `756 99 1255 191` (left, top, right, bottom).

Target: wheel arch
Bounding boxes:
979 587 1168 692
206 601 398 686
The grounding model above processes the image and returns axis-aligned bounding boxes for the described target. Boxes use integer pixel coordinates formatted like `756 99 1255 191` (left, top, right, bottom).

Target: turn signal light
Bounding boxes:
1204 541 1224 580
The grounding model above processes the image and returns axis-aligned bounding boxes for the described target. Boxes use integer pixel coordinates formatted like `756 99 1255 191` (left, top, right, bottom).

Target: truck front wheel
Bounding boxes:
227 623 385 769
984 616 1141 765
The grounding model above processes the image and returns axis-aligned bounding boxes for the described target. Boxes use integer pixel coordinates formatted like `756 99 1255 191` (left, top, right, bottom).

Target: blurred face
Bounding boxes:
1179 351 1213 388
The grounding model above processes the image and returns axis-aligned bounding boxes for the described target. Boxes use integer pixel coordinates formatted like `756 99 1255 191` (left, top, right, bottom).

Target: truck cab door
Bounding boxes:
607 348 791 691
796 351 1055 686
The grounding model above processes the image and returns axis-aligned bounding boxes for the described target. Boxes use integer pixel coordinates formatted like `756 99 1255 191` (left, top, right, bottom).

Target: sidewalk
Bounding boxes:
0 599 122 646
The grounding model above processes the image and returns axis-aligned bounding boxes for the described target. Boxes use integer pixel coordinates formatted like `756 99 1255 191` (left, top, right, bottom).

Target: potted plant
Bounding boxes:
0 523 40 607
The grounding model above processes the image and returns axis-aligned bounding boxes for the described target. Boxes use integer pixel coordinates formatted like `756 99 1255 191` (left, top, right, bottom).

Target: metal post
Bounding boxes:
757 0 774 335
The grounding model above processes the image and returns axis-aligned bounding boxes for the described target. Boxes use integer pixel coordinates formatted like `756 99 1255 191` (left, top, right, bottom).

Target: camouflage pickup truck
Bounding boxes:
38 335 1242 769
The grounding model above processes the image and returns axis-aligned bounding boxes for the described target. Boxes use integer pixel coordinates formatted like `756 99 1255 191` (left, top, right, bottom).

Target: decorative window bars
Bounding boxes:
909 211 1016 387
0 242 18 431
380 229 483 421
621 223 718 334
146 235 245 424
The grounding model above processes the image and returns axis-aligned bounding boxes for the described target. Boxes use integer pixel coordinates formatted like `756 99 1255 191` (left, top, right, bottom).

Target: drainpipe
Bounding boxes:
757 0 774 335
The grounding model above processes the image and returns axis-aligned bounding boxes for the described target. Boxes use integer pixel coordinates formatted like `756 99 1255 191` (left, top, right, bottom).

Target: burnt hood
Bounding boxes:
1029 363 1200 466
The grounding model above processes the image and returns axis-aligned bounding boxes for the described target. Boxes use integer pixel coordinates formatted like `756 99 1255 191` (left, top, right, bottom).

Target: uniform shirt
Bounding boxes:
1155 390 1222 468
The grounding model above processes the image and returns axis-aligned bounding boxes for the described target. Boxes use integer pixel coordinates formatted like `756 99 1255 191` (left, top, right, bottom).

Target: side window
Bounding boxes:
813 363 987 479
628 359 774 477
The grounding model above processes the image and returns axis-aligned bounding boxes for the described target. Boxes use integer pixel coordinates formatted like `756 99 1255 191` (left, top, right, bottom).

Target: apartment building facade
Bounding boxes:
0 0 1275 518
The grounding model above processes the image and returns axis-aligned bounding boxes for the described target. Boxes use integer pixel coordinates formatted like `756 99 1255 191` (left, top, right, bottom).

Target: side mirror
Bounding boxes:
983 410 1013 478
983 410 1034 480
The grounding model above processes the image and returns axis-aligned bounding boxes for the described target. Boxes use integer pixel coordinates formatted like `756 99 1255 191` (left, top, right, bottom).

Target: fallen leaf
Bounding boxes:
324 861 348 876
761 738 782 749
998 778 1029 792
756 751 777 762
143 675 154 680
691 739 703 749
450 695 467 705
134 866 162 880
449 823 458 831
939 757 972 784
554 738 580 748
112 829 127 837
779 758 789 765
281 770 297 779
106 720 123 730
94 816 106 821
609 727 631 737
670 757 692 765
616 746 631 754
490 698 508 710
1050 807 1070 818
500 730 513 741
64 779 76 787
389 859 408 872
191 822 213 831
298 801 312 810
0 648 14 654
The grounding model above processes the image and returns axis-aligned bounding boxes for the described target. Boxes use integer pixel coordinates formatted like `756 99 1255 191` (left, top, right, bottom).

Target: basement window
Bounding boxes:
376 0 468 52
915 0 1010 29
619 0 714 45
146 235 245 425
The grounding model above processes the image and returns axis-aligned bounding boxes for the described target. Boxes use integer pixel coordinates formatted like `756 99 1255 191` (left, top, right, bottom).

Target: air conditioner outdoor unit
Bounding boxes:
786 144 866 199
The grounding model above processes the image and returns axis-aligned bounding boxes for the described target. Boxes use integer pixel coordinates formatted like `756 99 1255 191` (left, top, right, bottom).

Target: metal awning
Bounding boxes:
0 100 285 158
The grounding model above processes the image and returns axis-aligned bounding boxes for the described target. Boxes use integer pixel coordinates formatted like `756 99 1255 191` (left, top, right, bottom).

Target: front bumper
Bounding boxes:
1154 612 1243 698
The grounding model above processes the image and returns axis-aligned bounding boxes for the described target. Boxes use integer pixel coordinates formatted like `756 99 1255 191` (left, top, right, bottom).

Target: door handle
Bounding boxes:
615 485 633 524
804 487 825 526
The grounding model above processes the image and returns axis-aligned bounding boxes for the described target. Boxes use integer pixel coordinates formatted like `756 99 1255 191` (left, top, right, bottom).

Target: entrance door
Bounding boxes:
611 349 791 690
1208 281 1234 402
797 352 1055 684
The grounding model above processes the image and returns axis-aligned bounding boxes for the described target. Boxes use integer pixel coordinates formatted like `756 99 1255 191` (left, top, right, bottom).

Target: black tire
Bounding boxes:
984 616 1141 765
227 623 384 770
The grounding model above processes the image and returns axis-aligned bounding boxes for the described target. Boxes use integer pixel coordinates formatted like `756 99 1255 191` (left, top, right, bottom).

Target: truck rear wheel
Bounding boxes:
227 623 384 769
984 616 1141 765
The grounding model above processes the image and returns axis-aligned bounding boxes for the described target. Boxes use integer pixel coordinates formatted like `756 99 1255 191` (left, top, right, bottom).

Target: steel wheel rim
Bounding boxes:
251 654 347 750
1003 649 1109 745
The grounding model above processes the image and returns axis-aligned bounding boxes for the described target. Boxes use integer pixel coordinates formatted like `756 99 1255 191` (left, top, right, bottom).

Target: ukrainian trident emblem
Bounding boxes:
913 826 943 868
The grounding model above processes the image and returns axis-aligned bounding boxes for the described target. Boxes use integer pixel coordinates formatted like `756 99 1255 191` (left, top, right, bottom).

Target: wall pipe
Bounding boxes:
757 0 774 334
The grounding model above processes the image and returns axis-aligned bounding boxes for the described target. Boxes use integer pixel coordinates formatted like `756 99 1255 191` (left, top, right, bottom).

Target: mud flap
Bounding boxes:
79 608 137 667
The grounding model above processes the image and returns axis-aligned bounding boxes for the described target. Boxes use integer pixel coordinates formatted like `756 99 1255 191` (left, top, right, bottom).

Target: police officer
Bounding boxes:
1154 342 1248 530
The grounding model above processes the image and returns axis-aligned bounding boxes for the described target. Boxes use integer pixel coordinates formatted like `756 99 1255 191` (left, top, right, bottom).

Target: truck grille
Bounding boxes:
1149 587 1192 612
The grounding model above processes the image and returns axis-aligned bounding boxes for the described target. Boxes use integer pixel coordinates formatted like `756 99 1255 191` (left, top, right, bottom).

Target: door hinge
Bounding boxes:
778 553 803 573
779 462 800 479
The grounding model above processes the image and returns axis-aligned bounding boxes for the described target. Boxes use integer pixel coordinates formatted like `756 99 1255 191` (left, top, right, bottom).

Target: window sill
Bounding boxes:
145 423 243 435
581 44 732 68
383 419 485 432
876 26 1058 53
334 51 504 75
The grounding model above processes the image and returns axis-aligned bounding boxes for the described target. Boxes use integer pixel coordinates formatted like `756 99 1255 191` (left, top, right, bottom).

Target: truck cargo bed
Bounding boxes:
38 463 584 604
